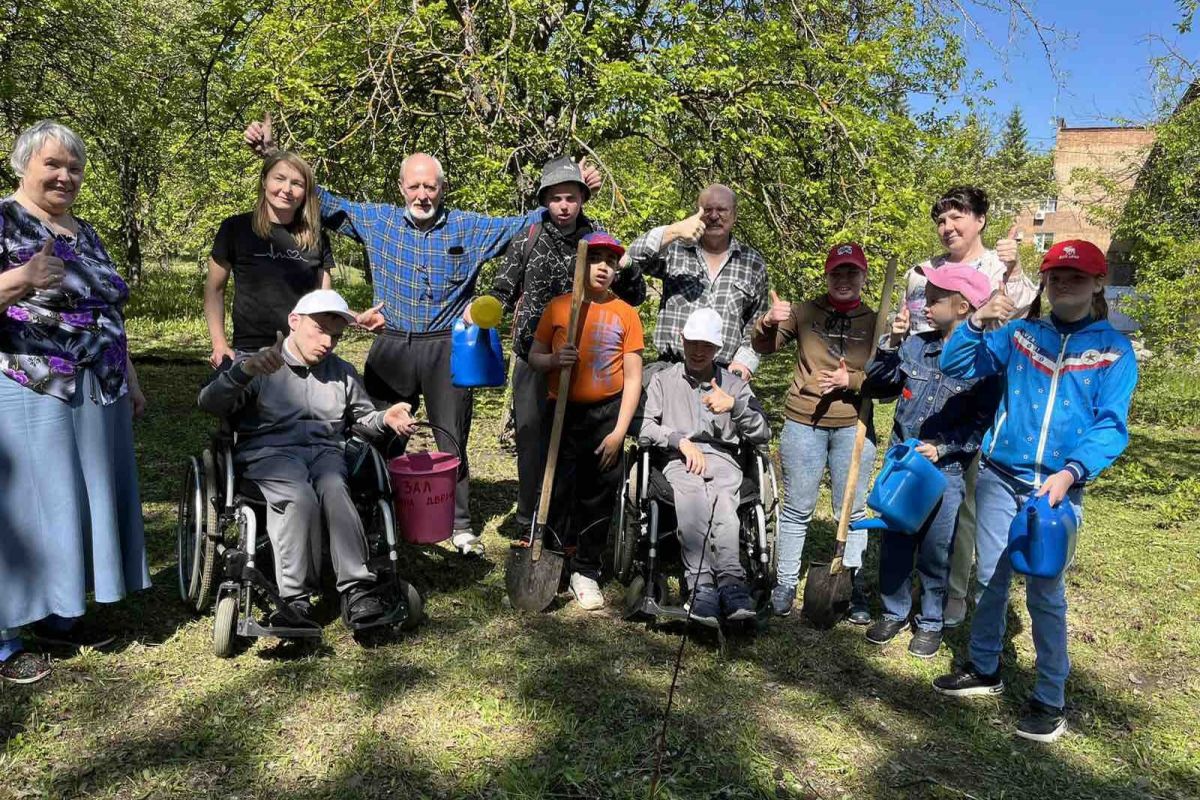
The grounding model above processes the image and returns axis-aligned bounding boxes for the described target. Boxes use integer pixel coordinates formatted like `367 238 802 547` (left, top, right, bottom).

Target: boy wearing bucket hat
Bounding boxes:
483 156 646 535
862 264 1000 657
198 289 419 630
639 308 771 624
528 233 644 610
931 241 1137 742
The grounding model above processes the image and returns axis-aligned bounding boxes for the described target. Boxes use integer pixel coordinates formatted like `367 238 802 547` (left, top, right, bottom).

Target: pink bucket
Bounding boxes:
388 450 460 544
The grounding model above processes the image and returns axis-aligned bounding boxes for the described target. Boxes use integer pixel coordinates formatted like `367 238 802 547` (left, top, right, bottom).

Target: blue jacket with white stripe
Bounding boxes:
940 315 1138 488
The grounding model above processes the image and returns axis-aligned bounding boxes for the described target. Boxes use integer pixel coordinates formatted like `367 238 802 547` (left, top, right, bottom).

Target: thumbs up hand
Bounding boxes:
996 224 1022 278
818 356 851 395
21 238 66 293
667 209 706 243
579 157 603 193
762 289 792 327
355 301 386 331
244 111 277 158
889 306 911 346
971 282 1016 328
242 331 287 376
701 382 735 414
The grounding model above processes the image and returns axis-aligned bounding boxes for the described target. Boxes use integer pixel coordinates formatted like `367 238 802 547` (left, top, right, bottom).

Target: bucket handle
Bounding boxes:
385 421 467 479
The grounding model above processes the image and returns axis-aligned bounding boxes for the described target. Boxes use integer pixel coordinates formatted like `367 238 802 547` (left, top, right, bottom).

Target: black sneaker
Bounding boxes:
30 618 116 650
1016 699 1067 743
771 585 796 617
684 585 720 626
269 598 315 628
343 590 386 626
847 605 872 626
932 662 1004 696
0 651 52 685
718 583 757 622
908 628 942 659
865 618 908 645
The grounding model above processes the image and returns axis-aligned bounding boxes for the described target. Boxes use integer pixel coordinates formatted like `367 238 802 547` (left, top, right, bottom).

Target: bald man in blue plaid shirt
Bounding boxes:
245 120 599 554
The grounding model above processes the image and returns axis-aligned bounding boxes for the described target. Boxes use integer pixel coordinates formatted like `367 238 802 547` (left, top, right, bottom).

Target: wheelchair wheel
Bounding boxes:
176 456 205 609
397 579 424 631
612 450 639 584
213 592 238 658
192 448 222 612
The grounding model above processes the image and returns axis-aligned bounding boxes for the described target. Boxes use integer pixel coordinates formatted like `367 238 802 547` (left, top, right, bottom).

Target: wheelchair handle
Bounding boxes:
384 421 466 478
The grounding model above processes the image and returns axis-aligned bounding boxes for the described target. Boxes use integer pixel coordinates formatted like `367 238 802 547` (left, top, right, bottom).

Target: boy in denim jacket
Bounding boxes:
863 264 1000 658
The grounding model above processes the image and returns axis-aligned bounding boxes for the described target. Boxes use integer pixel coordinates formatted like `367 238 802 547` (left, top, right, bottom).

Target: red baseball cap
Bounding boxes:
1040 240 1107 277
917 262 992 309
825 242 868 273
583 232 625 259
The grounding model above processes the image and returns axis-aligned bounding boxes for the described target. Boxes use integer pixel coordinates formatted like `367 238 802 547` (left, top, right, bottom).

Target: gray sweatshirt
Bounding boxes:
197 344 387 453
639 363 770 467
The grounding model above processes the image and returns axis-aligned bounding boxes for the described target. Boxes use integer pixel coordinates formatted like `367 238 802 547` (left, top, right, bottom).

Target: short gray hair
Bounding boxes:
399 152 447 187
10 120 87 178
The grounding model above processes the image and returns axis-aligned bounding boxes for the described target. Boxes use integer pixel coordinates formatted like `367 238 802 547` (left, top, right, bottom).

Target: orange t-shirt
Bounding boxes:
534 294 644 403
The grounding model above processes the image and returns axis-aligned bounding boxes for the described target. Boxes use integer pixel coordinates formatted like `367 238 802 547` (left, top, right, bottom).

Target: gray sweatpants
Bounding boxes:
240 445 375 600
663 455 744 590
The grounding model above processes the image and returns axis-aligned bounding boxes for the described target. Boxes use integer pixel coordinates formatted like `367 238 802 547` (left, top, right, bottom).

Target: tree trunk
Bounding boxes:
116 152 143 284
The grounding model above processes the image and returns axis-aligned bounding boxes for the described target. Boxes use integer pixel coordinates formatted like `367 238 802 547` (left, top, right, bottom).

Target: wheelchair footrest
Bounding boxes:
240 617 322 640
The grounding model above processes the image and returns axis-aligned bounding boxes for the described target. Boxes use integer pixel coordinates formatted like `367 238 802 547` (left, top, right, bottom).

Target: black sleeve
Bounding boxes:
319 228 335 270
489 232 527 312
210 216 236 269
613 264 647 307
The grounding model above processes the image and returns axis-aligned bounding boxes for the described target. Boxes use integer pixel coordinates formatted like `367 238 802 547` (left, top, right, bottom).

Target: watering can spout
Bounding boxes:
850 518 890 532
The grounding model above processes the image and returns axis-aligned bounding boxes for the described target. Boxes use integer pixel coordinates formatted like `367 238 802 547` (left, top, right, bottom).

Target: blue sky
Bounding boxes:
910 1 1197 151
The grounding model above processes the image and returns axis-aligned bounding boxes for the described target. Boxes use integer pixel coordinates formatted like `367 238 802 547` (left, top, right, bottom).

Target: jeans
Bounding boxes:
777 420 876 590
879 468 966 631
969 461 1083 709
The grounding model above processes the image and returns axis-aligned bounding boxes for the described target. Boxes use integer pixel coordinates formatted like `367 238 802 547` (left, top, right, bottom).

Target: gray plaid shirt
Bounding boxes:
625 227 769 371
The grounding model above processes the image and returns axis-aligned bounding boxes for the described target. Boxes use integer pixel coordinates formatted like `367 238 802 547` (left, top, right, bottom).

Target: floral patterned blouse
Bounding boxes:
0 196 131 404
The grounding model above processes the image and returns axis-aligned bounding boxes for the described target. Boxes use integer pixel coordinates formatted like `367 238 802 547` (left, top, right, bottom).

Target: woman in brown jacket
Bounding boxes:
753 243 877 620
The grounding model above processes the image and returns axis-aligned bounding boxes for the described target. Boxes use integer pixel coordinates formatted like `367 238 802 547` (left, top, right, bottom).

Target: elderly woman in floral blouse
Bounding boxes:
0 120 151 685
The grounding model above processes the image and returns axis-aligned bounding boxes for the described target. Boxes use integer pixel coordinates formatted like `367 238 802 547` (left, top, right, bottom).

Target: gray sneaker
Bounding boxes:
943 596 968 628
771 584 796 617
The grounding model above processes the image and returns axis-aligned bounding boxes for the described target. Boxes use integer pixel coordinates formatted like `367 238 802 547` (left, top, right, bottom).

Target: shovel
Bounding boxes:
803 256 898 629
506 239 589 612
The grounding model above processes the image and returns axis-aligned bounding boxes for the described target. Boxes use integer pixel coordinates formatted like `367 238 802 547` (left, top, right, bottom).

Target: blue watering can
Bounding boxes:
451 320 506 388
1008 493 1078 578
851 439 947 534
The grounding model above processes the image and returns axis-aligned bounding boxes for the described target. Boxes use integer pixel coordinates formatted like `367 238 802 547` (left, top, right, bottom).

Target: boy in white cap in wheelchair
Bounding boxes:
638 307 771 623
198 289 418 629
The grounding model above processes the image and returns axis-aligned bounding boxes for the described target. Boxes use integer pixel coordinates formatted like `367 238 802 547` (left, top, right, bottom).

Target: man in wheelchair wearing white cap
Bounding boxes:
638 307 771 624
198 289 418 628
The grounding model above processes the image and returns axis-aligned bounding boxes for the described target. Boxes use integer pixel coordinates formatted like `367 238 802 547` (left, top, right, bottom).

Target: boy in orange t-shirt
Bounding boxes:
529 232 644 610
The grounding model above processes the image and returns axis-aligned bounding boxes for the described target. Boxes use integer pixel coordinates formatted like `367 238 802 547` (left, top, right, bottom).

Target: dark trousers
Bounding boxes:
364 330 473 532
512 357 548 528
542 396 622 579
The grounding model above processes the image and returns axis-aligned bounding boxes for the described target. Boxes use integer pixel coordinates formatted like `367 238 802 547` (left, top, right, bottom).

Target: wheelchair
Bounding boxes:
611 441 780 641
176 424 423 657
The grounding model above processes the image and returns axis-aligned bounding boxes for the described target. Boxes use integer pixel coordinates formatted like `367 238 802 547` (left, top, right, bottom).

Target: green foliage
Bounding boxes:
1128 356 1200 428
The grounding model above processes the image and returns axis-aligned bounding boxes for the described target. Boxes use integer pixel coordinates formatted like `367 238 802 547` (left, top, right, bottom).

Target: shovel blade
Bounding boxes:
506 546 564 612
801 561 853 629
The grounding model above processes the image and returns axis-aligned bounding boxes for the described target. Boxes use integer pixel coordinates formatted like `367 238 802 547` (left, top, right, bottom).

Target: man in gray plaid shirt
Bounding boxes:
624 185 769 381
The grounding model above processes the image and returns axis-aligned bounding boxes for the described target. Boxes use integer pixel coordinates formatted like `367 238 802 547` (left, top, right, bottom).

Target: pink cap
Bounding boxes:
917 262 992 308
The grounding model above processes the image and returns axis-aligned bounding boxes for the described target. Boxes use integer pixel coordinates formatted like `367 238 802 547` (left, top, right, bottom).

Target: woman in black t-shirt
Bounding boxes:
205 151 334 367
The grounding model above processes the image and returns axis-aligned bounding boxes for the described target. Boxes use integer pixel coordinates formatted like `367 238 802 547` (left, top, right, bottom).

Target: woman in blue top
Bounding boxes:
930 240 1138 743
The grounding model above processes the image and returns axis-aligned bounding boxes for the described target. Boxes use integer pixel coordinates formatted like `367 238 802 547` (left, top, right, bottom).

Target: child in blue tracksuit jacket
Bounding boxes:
863 264 1000 659
931 240 1138 744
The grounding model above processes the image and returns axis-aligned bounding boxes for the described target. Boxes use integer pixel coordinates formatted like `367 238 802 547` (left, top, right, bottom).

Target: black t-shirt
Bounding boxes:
211 212 334 350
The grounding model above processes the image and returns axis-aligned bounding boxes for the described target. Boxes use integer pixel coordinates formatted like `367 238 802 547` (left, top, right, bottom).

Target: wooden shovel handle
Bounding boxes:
532 240 589 557
833 256 898 552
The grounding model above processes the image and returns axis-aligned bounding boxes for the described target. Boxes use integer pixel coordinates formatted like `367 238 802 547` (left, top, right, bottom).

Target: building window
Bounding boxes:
1039 197 1058 213
1034 232 1055 252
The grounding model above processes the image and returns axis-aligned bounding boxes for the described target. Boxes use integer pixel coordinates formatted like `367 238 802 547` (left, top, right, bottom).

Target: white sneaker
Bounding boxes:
451 530 484 557
943 596 967 628
569 573 606 611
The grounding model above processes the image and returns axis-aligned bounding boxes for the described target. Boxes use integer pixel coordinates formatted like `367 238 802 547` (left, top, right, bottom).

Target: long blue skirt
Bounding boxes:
0 369 151 630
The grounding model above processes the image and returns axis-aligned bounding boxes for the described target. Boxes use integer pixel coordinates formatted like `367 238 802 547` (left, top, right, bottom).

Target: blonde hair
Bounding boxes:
253 152 320 251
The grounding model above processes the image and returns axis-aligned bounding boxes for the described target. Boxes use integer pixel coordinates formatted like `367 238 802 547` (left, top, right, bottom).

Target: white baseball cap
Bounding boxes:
291 289 357 323
681 307 723 347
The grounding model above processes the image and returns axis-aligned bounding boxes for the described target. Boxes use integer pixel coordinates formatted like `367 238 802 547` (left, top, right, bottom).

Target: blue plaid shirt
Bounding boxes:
319 188 540 332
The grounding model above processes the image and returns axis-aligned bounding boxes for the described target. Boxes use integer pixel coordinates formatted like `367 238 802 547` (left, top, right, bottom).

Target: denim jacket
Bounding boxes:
865 330 1000 473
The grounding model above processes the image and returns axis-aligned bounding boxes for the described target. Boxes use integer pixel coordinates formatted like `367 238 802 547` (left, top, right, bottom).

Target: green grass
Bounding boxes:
2 268 1198 799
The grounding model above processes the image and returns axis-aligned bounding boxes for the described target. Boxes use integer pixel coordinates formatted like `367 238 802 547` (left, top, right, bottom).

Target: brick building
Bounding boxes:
1013 121 1156 286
